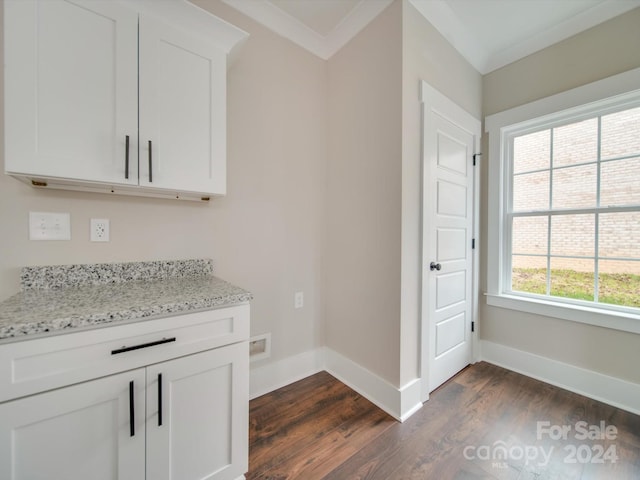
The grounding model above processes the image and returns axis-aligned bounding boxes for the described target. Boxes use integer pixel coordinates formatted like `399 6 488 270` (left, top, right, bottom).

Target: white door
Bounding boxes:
146 342 249 480
139 15 227 195
421 82 480 399
4 0 138 184
0 369 146 480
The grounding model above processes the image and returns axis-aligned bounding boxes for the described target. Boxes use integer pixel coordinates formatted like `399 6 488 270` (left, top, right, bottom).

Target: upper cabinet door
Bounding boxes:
139 15 227 196
4 0 138 185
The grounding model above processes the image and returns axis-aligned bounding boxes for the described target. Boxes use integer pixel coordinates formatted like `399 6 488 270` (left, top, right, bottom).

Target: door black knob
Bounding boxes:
430 262 441 271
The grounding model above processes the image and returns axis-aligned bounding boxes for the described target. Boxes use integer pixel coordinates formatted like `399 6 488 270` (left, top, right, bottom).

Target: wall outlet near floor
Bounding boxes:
294 291 304 309
90 218 110 242
29 212 71 241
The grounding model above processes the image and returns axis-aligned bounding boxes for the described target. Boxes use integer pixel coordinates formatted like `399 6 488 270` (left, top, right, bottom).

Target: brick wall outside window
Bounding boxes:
510 107 640 274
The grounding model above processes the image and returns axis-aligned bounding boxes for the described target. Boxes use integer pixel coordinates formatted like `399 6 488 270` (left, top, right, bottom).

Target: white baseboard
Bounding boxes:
323 347 423 422
250 342 639 423
249 348 324 400
249 346 423 421
480 340 640 415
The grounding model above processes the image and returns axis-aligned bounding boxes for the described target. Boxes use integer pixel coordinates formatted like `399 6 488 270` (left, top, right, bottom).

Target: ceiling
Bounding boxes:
221 0 640 74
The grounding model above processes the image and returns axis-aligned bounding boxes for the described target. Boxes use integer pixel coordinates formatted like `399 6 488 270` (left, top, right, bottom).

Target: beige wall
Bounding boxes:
481 7 640 383
326 1 403 386
401 0 482 385
0 0 327 365
324 0 482 388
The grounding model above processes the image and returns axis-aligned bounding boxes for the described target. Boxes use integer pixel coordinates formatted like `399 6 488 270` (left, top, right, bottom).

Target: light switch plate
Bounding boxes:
29 212 71 241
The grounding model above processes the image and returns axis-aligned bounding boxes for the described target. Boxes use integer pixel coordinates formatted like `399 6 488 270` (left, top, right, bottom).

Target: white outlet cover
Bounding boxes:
29 212 71 241
90 218 110 242
294 291 304 309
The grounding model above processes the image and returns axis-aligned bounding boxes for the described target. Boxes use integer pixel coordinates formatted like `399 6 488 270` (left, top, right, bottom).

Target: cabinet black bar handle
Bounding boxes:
129 380 135 437
158 373 163 427
125 135 130 179
148 140 153 182
111 337 176 355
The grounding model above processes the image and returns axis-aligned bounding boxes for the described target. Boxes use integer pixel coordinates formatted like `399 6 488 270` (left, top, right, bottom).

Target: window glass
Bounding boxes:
511 255 547 295
549 258 594 301
512 171 549 212
599 212 640 259
550 214 594 257
600 157 640 207
551 164 597 209
507 104 640 312
598 260 640 308
553 118 598 167
513 130 549 174
512 216 548 255
601 106 640 160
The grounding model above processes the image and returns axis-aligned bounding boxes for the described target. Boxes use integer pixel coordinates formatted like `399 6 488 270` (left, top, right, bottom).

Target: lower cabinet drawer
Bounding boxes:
0 304 249 403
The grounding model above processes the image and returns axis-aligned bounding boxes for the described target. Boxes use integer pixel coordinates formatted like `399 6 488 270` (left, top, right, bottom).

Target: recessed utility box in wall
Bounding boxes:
249 333 271 362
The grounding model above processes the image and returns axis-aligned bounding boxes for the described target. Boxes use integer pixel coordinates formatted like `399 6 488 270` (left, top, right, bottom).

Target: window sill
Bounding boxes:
485 293 640 334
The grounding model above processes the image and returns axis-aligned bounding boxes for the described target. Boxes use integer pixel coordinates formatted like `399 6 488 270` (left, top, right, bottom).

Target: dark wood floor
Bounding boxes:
247 362 640 479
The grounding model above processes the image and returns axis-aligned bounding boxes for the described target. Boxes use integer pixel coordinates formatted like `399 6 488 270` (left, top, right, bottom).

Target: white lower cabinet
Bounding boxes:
146 343 249 480
0 369 146 480
0 341 248 480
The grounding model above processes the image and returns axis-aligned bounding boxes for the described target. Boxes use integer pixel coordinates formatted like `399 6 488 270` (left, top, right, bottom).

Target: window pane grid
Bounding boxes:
513 159 599 177
507 104 640 311
548 127 555 213
594 116 602 302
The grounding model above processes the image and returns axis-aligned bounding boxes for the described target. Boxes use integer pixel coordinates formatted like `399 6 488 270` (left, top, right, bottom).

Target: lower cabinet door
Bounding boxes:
0 369 146 480
145 342 249 480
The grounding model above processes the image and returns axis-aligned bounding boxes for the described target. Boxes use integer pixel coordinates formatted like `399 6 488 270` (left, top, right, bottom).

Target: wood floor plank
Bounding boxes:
248 362 640 480
247 372 394 479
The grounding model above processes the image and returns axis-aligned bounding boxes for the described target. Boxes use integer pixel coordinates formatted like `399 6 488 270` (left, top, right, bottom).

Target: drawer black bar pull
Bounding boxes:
148 140 153 183
158 373 163 427
129 380 135 437
111 337 176 355
125 135 130 179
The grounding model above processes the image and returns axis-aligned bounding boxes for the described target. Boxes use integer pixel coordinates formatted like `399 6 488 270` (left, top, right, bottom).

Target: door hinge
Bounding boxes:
471 321 475 333
472 238 475 249
473 153 482 166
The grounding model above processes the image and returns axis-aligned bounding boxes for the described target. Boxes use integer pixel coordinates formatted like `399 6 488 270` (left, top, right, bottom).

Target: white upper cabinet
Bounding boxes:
4 0 248 201
139 15 227 195
4 0 139 186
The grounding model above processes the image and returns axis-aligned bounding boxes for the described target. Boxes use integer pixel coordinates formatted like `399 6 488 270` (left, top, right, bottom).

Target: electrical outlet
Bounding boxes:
294 291 304 309
29 212 71 240
90 218 110 242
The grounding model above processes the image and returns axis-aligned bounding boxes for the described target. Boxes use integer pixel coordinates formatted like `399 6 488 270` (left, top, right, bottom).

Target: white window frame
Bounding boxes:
485 67 640 334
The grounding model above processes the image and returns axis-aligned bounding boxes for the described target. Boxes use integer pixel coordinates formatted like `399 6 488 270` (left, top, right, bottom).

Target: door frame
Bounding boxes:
420 81 481 402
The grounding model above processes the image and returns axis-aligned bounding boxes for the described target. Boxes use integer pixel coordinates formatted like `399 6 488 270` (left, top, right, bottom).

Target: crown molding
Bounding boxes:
482 1 640 73
129 0 249 53
220 0 393 60
221 0 639 71
408 0 488 72
409 0 640 75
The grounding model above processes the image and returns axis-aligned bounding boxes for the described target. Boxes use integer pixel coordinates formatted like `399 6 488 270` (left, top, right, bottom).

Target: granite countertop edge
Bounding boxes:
0 259 253 344
0 293 252 344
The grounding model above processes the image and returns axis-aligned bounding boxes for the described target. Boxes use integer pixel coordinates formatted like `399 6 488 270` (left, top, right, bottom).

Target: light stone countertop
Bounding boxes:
0 259 252 343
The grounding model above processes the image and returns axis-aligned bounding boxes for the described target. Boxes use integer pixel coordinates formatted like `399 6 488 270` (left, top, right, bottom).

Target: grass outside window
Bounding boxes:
512 268 640 308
